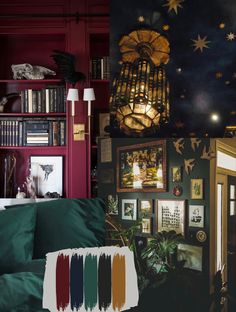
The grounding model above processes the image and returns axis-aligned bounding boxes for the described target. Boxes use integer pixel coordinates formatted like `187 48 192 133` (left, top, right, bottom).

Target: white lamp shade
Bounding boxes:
67 88 79 101
83 88 95 101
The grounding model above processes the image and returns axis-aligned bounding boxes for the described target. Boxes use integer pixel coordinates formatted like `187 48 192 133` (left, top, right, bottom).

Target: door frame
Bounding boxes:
210 139 236 291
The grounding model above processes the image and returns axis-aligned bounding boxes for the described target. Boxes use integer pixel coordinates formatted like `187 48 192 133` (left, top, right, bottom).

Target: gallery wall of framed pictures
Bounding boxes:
98 138 211 272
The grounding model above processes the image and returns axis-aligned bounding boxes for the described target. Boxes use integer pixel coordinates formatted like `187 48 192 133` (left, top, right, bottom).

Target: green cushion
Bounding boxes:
33 198 105 258
0 272 48 312
11 259 46 275
0 205 36 275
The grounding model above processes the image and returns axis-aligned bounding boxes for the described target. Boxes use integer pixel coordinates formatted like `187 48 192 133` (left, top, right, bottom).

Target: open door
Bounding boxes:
228 176 236 311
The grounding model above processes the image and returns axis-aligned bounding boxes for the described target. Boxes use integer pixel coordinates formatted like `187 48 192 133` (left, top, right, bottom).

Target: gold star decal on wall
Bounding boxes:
163 0 184 15
138 16 145 23
191 35 211 52
227 32 235 41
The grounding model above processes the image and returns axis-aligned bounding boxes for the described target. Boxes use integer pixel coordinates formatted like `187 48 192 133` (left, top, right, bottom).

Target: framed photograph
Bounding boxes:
100 138 112 163
189 205 204 228
99 112 110 137
177 244 203 271
171 166 182 182
141 218 152 234
30 156 63 197
139 199 153 215
157 199 185 236
117 140 166 192
191 178 203 199
121 199 137 220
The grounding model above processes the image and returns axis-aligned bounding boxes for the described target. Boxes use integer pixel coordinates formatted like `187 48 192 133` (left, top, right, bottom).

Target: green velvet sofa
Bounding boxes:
0 198 105 312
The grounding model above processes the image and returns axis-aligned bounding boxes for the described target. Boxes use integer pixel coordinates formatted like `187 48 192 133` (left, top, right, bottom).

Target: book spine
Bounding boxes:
52 121 59 146
20 90 25 113
28 89 33 113
45 89 50 113
18 121 23 146
32 90 37 113
24 90 28 113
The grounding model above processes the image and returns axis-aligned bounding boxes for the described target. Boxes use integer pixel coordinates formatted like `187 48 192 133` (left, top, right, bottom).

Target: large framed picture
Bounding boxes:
29 156 63 197
117 140 166 192
191 178 204 199
121 199 137 220
189 205 204 228
157 199 185 236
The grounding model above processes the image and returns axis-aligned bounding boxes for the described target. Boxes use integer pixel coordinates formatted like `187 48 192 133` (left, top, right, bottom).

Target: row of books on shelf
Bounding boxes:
90 56 110 80
0 118 66 147
20 85 66 113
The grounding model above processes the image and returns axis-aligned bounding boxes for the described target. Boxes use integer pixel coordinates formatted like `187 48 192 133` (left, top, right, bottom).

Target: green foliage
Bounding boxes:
141 230 184 272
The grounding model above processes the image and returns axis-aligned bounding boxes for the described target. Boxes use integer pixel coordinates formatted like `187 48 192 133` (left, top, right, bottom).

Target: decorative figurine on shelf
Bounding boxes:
24 175 37 199
44 191 61 198
51 50 86 86
16 187 26 199
0 93 20 112
11 63 56 80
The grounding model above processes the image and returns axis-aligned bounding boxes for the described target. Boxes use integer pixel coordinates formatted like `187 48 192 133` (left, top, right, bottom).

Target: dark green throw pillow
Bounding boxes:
0 205 36 275
33 198 105 259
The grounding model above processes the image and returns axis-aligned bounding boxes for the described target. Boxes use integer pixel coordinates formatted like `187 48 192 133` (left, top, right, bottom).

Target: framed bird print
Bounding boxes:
191 179 203 200
29 156 63 197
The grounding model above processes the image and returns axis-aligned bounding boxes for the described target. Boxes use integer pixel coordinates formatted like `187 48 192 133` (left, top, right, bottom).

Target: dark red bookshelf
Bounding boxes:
0 0 109 198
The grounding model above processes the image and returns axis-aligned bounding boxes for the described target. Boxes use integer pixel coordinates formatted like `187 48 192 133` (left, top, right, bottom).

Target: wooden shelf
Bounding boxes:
0 113 66 117
0 146 67 150
90 79 109 83
0 79 63 84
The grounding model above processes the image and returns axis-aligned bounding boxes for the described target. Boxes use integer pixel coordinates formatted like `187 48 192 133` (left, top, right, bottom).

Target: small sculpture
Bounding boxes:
16 187 26 199
173 138 184 155
184 158 195 174
0 93 20 112
44 192 61 198
201 145 215 160
11 63 56 80
190 138 201 151
51 50 86 86
24 176 37 199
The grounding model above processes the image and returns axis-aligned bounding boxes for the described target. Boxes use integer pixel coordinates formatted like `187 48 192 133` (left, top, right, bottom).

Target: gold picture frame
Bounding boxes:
156 199 185 237
139 199 153 215
141 218 152 234
191 179 203 200
171 166 182 182
117 140 167 193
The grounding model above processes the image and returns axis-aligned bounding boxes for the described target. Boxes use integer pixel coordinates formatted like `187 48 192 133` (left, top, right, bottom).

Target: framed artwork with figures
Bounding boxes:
117 140 166 193
29 156 63 197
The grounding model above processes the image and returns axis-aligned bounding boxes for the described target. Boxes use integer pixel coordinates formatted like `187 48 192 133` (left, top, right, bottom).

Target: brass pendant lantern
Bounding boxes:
110 29 170 136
